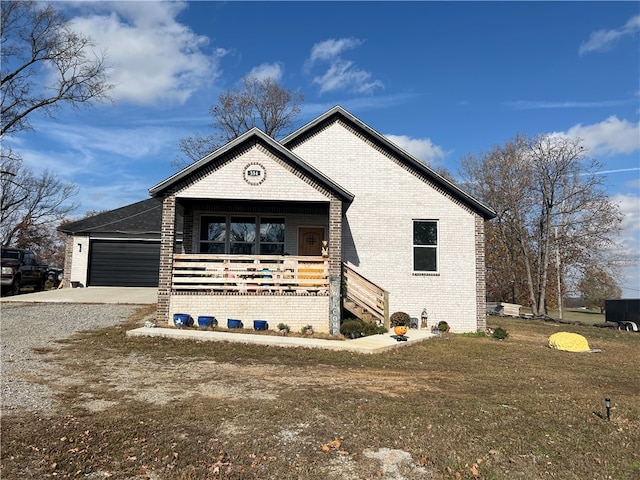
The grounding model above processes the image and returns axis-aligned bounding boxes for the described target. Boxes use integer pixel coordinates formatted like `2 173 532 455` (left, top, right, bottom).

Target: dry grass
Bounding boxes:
1 306 639 480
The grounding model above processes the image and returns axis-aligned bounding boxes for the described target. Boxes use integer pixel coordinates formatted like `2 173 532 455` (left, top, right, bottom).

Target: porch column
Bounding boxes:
475 214 487 332
328 195 343 335
157 193 176 324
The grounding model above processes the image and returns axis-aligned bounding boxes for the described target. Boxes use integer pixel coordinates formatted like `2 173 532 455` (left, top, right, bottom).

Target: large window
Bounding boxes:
259 218 285 255
413 220 438 272
200 216 226 253
230 217 256 254
200 216 284 255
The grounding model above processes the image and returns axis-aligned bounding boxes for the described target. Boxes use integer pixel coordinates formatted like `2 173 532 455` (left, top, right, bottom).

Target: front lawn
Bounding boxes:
2 307 638 479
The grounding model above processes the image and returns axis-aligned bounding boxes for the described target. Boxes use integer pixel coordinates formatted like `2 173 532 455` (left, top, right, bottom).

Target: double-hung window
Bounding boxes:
413 220 438 272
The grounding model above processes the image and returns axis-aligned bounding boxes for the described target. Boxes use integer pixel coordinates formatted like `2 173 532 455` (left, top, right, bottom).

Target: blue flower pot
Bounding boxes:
173 313 193 328
227 319 243 329
253 320 269 331
197 316 217 328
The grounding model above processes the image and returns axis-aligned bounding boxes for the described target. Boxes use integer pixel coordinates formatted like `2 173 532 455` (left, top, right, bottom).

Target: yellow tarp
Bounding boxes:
548 332 591 352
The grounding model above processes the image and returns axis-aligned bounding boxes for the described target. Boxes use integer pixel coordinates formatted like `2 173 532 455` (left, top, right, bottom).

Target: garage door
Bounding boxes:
88 240 160 287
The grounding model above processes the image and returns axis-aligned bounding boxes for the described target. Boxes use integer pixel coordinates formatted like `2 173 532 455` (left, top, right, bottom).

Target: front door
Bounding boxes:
298 227 324 256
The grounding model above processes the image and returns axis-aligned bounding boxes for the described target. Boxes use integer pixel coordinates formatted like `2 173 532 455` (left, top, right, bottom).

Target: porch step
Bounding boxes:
343 299 375 323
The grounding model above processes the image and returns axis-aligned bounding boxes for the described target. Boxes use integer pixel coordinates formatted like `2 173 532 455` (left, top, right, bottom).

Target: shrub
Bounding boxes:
438 321 450 332
390 311 410 327
492 327 509 340
277 323 290 334
340 319 387 338
340 319 364 338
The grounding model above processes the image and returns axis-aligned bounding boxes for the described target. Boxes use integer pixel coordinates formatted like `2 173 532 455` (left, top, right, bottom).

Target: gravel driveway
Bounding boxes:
1 302 144 414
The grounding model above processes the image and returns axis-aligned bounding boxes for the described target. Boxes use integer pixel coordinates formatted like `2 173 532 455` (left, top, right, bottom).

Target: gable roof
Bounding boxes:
282 106 497 220
149 127 354 203
58 198 162 235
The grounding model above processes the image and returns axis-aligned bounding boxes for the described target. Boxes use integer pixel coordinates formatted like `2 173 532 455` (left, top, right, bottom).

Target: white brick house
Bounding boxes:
150 106 495 334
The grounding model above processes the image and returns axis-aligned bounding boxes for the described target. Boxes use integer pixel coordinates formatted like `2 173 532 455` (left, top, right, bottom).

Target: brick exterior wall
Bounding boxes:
155 118 490 333
157 194 176 320
328 194 343 333
64 234 89 287
475 214 487 332
178 144 328 202
62 235 75 288
290 121 485 333
168 293 330 333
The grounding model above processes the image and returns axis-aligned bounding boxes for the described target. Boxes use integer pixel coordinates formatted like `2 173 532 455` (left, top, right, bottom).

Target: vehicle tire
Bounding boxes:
619 322 636 332
10 278 20 296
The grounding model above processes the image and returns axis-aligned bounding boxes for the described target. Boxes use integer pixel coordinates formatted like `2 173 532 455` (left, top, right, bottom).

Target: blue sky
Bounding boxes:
9 1 640 296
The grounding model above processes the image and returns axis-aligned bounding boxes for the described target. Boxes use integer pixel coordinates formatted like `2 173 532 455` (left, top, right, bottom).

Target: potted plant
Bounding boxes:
277 323 291 335
437 321 450 333
390 311 410 337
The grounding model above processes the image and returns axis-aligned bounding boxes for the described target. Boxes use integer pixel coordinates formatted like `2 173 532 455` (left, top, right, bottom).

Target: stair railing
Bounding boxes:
342 263 390 327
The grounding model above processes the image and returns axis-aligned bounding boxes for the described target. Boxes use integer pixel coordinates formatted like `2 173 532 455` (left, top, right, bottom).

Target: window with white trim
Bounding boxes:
413 220 438 272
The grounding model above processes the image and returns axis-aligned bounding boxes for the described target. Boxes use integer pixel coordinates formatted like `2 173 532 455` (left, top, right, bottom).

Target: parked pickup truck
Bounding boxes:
1 247 49 296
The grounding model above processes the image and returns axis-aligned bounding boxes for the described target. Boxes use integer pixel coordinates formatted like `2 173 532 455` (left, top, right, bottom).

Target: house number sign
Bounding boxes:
243 162 266 185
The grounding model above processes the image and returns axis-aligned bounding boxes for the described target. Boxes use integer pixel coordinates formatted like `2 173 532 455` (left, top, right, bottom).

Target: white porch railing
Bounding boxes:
171 254 329 294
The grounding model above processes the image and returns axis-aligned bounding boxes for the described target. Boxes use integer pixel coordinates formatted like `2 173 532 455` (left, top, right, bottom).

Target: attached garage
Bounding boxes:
58 198 172 289
88 240 160 287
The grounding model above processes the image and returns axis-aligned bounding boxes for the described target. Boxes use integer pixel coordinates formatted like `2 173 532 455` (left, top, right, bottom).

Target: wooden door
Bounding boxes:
298 227 324 256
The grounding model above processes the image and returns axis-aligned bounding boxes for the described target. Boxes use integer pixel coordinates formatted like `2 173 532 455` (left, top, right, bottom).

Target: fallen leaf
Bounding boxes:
321 444 330 452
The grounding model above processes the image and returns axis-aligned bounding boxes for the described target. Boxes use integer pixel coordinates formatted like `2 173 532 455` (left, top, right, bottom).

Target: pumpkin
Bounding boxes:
393 325 408 336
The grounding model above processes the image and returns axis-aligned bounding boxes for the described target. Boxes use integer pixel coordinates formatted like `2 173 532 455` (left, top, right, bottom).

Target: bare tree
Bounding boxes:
1 150 78 251
461 134 622 317
177 76 303 166
1 1 112 252
1 0 113 137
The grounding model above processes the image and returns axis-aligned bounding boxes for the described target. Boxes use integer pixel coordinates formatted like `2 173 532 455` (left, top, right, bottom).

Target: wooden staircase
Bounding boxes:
342 263 389 327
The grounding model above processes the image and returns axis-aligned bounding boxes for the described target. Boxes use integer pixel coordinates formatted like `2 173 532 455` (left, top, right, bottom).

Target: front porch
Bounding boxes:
165 254 389 334
168 254 333 332
171 254 330 294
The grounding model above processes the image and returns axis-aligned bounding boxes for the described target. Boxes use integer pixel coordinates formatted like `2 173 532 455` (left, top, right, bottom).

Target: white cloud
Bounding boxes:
553 116 640 156
613 193 640 297
42 122 180 160
384 134 446 166
625 178 640 190
69 2 227 106
307 38 363 64
507 100 628 109
246 63 284 82
579 14 640 55
305 38 383 95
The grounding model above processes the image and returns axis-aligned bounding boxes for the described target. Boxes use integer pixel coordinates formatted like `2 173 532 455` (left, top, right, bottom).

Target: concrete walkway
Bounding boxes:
0 287 157 304
126 325 436 354
2 287 436 353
